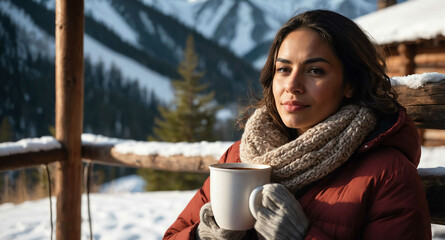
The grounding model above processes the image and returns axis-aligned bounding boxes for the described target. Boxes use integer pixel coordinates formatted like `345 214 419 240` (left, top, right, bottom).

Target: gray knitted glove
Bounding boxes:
254 183 309 240
196 202 246 240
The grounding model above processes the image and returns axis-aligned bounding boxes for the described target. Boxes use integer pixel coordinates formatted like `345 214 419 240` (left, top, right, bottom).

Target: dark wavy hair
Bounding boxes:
240 10 399 140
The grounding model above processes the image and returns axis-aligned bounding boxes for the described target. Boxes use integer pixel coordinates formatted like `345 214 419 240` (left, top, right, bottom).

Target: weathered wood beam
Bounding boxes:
0 149 66 171
421 175 445 225
393 81 445 129
55 0 84 238
415 67 445 74
82 145 217 173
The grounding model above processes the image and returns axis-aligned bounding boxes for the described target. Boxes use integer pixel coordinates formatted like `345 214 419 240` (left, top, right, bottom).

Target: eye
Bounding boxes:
276 67 291 74
307 67 325 76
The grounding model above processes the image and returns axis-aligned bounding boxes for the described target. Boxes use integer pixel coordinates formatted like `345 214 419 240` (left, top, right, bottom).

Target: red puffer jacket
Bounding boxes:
163 108 431 240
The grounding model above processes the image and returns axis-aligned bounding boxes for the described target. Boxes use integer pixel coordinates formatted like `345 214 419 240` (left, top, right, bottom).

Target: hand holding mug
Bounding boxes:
252 183 309 240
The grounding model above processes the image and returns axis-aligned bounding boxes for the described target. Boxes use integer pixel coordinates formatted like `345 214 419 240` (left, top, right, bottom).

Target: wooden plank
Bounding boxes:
414 52 445 65
394 81 445 106
394 81 445 129
416 44 445 54
424 129 445 146
82 145 217 173
415 67 445 74
0 149 66 171
421 175 445 225
403 105 445 130
54 0 84 238
397 43 415 75
386 56 402 67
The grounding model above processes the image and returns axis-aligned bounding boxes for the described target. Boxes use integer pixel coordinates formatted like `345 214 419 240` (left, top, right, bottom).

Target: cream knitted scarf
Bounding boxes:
240 104 377 192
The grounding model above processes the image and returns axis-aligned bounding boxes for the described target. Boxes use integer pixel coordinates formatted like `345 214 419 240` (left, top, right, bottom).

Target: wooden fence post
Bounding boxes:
55 0 84 239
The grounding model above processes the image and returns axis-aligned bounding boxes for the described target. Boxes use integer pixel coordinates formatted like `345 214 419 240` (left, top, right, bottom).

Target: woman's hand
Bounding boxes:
196 202 246 240
254 183 309 240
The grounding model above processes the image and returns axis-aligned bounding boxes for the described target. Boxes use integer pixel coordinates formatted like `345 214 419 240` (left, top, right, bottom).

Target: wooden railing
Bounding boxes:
81 144 216 172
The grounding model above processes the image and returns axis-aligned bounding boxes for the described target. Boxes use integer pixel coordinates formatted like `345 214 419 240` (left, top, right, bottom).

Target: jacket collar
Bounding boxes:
356 107 421 167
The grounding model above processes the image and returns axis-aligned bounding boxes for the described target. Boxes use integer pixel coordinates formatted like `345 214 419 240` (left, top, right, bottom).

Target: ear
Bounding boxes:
344 84 354 99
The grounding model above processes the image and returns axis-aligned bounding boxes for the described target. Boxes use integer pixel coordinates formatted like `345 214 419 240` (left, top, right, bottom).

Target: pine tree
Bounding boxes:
152 35 219 142
0 117 12 143
140 35 219 191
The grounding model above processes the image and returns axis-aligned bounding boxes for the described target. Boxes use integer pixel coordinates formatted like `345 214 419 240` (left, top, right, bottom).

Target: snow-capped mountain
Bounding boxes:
139 0 381 68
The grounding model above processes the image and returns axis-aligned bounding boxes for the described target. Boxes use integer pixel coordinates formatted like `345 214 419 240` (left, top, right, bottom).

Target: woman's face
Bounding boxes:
272 28 352 135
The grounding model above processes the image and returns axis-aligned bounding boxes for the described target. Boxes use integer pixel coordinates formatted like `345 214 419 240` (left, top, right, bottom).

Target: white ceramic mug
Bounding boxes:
209 162 271 230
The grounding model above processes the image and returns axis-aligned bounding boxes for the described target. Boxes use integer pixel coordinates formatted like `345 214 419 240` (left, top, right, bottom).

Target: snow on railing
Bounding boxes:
390 72 445 89
0 136 61 157
0 134 444 175
81 133 233 159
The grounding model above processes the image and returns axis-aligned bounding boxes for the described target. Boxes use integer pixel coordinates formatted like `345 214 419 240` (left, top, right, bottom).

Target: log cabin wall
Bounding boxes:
415 38 445 74
383 37 445 146
384 37 445 77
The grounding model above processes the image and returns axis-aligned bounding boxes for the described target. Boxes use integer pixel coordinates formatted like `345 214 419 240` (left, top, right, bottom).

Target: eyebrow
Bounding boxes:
276 57 331 65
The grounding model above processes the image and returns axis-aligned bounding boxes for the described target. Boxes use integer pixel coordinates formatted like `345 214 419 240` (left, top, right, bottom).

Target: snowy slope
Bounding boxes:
0 1 55 60
84 35 173 102
2 0 173 102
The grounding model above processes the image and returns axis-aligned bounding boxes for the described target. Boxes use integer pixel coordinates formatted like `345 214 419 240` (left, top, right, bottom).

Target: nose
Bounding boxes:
285 71 304 94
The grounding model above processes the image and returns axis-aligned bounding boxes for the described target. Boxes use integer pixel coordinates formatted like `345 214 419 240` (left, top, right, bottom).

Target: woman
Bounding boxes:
164 10 431 240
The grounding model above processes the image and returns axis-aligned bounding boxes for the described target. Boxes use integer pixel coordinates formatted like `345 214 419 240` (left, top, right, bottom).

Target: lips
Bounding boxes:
282 100 309 112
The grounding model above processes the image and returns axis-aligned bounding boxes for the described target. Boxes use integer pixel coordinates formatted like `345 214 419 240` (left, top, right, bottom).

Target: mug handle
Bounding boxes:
249 185 264 220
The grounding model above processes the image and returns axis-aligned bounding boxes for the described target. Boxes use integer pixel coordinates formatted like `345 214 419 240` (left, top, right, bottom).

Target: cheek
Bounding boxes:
311 82 346 108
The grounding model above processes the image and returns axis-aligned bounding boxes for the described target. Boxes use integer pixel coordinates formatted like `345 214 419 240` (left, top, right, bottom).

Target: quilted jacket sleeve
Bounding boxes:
163 179 210 240
361 149 431 240
162 141 241 240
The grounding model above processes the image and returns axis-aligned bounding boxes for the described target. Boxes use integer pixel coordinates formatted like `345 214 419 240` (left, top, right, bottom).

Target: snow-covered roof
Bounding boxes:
355 0 445 44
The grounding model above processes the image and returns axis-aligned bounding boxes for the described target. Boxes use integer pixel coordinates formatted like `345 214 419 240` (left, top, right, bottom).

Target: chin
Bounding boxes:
282 117 312 131
283 121 303 130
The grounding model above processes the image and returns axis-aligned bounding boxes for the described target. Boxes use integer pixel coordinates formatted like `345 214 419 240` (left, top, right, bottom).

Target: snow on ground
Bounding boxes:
0 175 444 240
0 187 196 240
99 174 146 193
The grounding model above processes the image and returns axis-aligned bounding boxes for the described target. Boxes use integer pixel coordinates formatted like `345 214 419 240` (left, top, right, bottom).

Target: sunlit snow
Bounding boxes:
356 0 445 44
